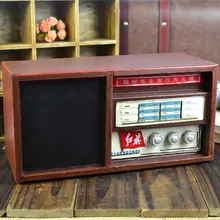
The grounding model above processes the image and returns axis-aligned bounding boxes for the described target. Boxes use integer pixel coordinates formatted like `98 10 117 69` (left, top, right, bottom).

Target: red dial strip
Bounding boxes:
113 74 201 88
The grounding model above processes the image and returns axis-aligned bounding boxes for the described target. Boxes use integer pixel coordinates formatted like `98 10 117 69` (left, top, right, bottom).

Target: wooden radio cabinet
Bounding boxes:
2 53 218 182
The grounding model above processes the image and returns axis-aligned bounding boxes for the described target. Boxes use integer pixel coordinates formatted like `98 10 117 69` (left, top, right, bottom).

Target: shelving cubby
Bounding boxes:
37 47 76 59
0 0 120 141
80 44 117 57
35 1 76 45
0 49 33 88
0 1 33 49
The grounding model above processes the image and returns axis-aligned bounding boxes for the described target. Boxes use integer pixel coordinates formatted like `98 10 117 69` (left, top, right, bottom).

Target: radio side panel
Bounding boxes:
2 63 20 181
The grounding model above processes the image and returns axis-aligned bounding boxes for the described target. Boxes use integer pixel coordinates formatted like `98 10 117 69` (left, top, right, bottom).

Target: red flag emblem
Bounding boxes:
119 131 145 149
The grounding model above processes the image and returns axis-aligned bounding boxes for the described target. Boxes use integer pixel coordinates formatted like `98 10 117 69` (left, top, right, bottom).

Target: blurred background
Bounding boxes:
120 0 220 80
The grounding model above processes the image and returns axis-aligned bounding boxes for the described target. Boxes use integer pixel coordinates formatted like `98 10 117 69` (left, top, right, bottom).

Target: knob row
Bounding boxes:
149 130 195 146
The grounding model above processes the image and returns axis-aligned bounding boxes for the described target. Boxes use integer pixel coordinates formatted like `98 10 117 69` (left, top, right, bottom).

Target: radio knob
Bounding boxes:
167 132 179 144
183 130 195 143
149 133 163 146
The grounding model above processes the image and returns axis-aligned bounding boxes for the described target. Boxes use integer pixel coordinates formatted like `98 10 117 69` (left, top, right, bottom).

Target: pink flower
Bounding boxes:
36 24 40 34
39 20 51 33
45 30 57 42
56 20 66 30
57 30 67 40
46 16 58 27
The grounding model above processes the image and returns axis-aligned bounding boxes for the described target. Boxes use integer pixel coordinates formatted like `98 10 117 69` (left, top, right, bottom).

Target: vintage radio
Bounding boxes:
2 53 218 182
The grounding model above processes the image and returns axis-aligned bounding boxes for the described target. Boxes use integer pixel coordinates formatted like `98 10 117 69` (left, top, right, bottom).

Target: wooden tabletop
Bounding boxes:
1 143 220 218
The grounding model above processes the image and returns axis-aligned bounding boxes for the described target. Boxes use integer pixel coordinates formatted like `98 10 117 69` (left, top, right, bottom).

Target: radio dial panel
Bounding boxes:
115 96 205 127
111 125 201 160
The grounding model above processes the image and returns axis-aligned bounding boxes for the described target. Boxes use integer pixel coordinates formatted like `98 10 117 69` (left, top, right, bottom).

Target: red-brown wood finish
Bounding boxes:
122 1 220 80
120 0 170 54
120 0 129 55
159 0 170 53
105 74 113 168
2 53 218 183
2 65 17 180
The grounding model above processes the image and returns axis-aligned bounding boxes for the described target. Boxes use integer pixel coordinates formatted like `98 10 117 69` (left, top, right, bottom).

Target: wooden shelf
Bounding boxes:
0 44 32 50
36 41 76 48
79 39 117 46
0 0 119 53
0 0 120 140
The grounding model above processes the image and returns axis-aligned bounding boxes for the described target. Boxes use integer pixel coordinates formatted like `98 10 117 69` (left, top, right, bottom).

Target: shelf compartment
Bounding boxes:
79 0 118 42
36 47 75 59
80 45 116 57
35 1 76 43
0 2 32 45
0 49 32 71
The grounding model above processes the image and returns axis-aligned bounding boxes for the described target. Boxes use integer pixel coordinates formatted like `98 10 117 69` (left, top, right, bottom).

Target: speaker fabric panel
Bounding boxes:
19 77 106 172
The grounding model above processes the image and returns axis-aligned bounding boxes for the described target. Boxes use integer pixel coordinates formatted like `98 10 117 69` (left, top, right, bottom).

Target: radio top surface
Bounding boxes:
2 53 218 76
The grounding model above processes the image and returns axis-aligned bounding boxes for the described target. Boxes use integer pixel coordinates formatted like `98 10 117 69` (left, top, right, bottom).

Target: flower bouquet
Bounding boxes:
36 16 67 42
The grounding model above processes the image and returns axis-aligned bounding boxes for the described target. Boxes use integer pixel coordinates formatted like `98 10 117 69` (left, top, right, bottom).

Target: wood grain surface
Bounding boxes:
75 166 208 218
5 145 220 218
191 145 220 216
0 2 23 44
75 172 142 217
128 0 159 54
79 0 101 41
137 166 208 217
0 144 15 217
7 178 78 218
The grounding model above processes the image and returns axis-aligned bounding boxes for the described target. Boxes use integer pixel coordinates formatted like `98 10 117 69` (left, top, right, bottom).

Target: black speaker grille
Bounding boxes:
19 77 106 172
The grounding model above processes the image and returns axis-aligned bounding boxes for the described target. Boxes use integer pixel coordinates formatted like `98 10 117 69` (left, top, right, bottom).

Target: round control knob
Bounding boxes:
167 132 179 144
149 133 163 146
183 130 195 143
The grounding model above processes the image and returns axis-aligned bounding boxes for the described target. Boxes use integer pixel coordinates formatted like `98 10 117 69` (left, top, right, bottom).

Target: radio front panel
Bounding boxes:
115 96 206 127
111 125 201 160
2 52 217 182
